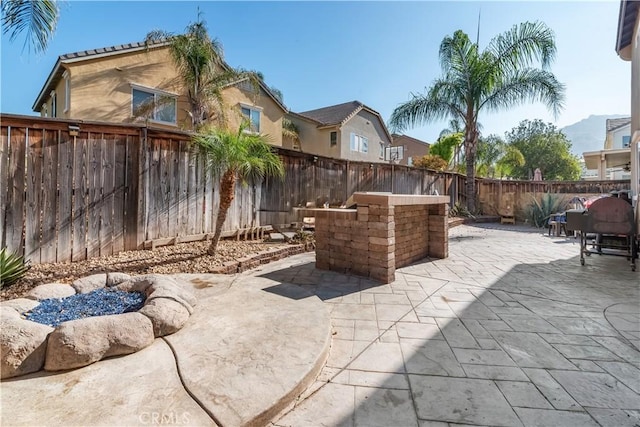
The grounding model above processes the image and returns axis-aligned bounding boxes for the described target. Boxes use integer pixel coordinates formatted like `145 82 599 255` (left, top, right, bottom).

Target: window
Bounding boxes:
330 131 337 146
379 142 385 158
50 91 56 118
408 156 413 167
63 71 70 112
241 106 261 132
132 86 177 124
42 104 48 118
350 133 368 153
622 135 631 148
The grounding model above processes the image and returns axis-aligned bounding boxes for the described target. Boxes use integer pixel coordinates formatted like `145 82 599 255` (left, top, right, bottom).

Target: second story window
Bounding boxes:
241 106 261 132
50 91 57 118
350 133 368 153
132 86 177 124
622 135 631 148
330 131 337 146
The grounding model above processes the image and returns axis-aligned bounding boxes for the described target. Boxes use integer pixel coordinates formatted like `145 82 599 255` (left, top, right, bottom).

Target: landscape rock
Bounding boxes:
44 312 154 371
1 298 40 314
115 275 196 313
26 283 76 301
105 272 131 287
1 315 54 378
72 274 107 294
139 298 191 337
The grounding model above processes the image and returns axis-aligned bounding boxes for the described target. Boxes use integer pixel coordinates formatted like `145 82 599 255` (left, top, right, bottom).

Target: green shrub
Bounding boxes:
0 248 31 288
526 193 567 228
450 201 475 218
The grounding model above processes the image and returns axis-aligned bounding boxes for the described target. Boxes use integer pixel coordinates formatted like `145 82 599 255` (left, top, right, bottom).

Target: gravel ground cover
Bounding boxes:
25 289 146 327
1 239 292 301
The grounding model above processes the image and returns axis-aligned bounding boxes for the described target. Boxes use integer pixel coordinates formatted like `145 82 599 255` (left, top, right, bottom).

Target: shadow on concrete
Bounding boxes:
268 224 640 426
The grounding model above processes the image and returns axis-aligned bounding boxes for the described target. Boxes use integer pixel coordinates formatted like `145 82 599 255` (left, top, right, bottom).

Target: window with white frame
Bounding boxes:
63 71 70 112
132 86 177 124
50 91 57 118
379 142 385 158
350 133 368 153
622 135 631 148
241 106 261 132
42 104 48 118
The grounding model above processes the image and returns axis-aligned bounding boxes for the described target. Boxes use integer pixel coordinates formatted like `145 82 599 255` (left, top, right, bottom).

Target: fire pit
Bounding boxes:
1 273 196 379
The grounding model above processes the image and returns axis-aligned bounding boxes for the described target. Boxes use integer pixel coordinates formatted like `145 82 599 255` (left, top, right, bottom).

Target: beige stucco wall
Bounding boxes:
222 85 283 146
288 115 340 158
36 46 285 139
44 47 188 127
339 110 391 163
632 16 640 134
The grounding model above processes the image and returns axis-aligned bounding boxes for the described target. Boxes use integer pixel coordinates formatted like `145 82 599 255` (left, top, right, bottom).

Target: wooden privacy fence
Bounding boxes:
0 114 629 265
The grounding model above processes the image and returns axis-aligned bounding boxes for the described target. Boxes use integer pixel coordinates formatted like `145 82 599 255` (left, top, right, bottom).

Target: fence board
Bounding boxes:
169 139 180 237
113 135 126 253
72 132 88 261
146 136 161 240
195 154 204 234
6 127 26 254
86 133 103 259
57 131 73 262
0 127 8 248
186 151 198 235
40 129 59 263
25 128 43 263
158 138 170 238
100 135 115 256
125 134 141 251
178 140 189 236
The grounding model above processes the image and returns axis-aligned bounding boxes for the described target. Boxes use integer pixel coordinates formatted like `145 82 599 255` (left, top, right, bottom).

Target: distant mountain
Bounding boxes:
561 114 628 156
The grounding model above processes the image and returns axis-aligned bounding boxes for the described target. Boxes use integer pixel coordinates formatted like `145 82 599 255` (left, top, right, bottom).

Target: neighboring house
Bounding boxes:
286 101 393 163
31 40 287 145
584 117 632 180
616 0 639 202
391 134 430 167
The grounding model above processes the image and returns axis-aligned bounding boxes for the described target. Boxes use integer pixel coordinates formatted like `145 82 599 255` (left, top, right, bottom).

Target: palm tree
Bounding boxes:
389 21 565 212
281 117 300 146
146 15 250 129
1 0 59 53
192 123 284 255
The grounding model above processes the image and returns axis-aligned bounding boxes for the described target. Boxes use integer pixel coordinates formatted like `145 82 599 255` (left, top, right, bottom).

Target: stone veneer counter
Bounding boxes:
302 193 450 283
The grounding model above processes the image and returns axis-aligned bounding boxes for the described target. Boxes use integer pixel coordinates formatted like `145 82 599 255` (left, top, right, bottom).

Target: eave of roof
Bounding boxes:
224 77 288 113
606 117 632 132
616 0 639 57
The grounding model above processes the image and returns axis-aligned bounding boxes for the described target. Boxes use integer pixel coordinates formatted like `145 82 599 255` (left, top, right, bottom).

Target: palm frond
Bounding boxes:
479 68 565 118
389 85 464 132
2 0 59 52
486 21 557 72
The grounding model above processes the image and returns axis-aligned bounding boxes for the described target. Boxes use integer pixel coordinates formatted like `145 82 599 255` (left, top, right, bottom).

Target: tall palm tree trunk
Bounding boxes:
465 125 478 213
208 169 236 255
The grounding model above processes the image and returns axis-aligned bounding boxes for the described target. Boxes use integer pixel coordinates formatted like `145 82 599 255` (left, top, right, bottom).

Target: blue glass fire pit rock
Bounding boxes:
25 288 146 327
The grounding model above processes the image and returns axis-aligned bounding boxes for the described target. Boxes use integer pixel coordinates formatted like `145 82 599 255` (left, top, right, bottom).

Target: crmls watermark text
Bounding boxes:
138 411 191 425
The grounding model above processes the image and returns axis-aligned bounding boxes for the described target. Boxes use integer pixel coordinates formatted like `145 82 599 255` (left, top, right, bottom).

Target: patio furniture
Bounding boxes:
548 212 567 236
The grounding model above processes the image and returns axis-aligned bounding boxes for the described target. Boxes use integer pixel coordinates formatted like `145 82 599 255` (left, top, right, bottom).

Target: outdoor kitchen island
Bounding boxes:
302 193 450 283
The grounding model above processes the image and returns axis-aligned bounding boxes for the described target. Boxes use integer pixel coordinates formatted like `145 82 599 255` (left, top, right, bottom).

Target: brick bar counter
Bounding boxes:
303 193 449 283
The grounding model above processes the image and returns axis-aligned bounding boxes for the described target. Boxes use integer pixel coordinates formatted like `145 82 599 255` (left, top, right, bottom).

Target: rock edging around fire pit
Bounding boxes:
1 273 196 379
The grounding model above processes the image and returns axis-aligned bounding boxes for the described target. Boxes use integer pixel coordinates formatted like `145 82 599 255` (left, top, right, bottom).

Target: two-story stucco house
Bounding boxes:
285 101 393 163
583 117 632 180
31 40 288 145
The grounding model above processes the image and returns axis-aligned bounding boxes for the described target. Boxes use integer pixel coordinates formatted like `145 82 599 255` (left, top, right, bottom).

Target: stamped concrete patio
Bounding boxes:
1 223 638 426
267 223 639 427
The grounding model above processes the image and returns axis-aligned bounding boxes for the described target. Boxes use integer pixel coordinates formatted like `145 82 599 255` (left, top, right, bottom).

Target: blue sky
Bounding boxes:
0 1 630 143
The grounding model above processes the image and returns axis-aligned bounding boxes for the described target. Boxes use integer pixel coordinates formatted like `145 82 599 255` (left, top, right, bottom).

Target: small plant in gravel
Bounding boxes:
0 248 31 288
291 229 316 251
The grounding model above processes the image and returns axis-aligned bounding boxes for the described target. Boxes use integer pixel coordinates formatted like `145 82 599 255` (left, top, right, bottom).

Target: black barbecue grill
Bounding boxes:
565 197 638 271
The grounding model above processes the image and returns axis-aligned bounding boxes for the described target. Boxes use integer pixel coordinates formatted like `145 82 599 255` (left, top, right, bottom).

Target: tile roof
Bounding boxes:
392 134 430 146
297 101 365 126
58 40 165 61
606 117 631 132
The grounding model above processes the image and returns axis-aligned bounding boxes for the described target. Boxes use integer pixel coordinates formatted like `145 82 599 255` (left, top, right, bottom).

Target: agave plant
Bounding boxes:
526 193 567 228
0 248 31 288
